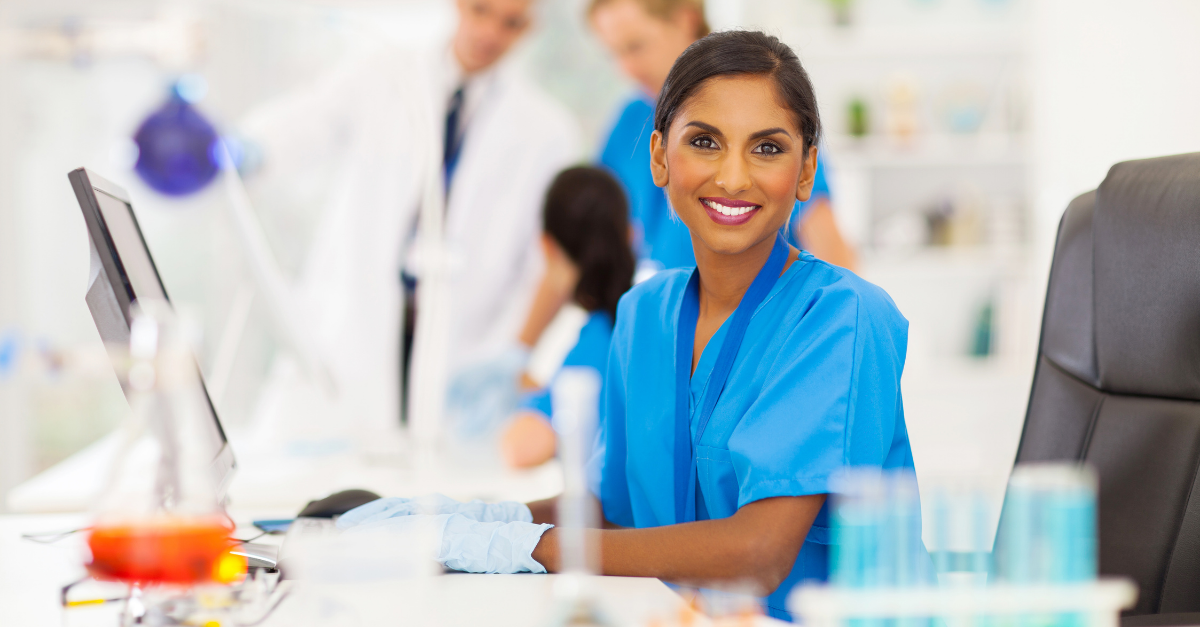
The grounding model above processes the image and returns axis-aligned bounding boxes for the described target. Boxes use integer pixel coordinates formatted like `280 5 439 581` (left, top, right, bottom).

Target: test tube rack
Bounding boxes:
789 579 1137 627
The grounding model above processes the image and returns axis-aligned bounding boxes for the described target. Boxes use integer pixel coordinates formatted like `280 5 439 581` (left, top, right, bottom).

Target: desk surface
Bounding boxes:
0 513 786 626
7 430 565 514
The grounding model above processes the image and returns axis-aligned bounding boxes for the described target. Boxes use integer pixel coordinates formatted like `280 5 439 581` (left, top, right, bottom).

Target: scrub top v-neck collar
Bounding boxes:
674 235 792 523
686 248 800 436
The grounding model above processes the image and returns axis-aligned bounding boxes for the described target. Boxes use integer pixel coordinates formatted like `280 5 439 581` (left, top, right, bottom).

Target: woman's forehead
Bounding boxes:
674 74 800 135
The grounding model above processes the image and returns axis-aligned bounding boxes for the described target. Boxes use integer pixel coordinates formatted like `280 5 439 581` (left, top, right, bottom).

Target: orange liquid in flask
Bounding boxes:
87 517 246 585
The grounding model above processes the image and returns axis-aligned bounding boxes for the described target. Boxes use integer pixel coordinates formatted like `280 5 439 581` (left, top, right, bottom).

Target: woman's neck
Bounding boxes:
692 235 778 318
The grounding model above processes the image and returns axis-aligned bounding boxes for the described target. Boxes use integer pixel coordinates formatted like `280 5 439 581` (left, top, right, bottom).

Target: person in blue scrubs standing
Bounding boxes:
499 167 636 469
337 31 917 622
588 0 857 274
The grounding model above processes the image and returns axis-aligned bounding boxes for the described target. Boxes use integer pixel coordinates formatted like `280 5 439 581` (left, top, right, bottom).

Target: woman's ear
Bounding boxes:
650 130 669 188
794 145 819 203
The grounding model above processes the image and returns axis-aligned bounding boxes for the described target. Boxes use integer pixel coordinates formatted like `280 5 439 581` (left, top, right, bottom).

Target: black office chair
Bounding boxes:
1011 152 1200 619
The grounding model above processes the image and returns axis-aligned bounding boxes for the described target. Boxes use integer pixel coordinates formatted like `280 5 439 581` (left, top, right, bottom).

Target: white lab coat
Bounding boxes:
240 43 580 436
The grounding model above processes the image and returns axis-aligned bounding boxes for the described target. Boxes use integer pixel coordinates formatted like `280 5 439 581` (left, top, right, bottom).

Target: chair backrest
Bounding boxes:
1014 152 1200 615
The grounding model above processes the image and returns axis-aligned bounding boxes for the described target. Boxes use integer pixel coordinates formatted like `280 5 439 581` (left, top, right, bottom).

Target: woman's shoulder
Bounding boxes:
577 310 615 345
601 94 656 164
782 252 905 326
615 268 692 325
614 94 655 124
561 310 616 370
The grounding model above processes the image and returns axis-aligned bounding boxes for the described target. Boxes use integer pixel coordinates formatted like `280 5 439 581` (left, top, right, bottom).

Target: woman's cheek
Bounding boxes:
666 152 709 220
756 163 803 220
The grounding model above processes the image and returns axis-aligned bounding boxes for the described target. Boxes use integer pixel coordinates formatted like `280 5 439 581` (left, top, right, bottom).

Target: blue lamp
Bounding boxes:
133 79 220 197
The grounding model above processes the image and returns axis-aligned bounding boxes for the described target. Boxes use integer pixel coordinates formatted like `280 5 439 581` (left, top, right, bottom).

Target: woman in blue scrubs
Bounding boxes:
589 0 857 273
527 31 915 619
340 31 916 622
499 167 635 469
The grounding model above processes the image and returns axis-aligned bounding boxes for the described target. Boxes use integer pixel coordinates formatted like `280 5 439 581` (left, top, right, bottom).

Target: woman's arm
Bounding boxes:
798 199 858 272
531 494 825 594
518 235 581 348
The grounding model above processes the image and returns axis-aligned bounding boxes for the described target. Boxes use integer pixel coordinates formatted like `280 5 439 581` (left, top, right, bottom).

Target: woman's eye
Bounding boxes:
754 142 783 155
690 136 717 150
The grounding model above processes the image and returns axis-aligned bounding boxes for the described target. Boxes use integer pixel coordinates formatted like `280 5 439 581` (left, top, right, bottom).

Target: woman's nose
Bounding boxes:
715 154 752 195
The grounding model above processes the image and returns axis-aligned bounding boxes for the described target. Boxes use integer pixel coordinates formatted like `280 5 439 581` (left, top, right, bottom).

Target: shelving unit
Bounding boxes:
739 2 1043 532
740 0 1037 365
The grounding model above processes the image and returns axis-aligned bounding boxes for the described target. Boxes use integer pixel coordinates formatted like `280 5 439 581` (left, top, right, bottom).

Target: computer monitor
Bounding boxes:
69 168 236 502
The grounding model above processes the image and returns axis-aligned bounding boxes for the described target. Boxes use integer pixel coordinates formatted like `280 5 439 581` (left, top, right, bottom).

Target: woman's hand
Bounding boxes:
531 494 825 595
500 411 558 469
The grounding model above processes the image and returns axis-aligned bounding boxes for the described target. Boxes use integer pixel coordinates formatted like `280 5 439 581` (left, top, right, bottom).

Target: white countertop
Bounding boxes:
0 513 786 626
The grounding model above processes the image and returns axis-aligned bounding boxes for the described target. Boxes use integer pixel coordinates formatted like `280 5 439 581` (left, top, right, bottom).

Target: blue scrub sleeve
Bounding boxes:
726 280 908 509
517 311 613 428
596 326 633 525
517 389 553 420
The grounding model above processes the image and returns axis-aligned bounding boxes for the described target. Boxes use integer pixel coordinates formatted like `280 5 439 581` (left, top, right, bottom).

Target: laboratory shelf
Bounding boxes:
827 133 1030 170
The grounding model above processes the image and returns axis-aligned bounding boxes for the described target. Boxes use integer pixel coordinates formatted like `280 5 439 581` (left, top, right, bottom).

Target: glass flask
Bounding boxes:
86 300 245 588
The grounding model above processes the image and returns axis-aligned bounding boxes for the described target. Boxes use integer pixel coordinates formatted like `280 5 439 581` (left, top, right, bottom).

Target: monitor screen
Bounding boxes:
70 168 235 499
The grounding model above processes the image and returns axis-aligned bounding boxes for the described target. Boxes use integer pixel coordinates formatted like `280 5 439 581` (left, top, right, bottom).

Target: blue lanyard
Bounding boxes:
673 234 789 523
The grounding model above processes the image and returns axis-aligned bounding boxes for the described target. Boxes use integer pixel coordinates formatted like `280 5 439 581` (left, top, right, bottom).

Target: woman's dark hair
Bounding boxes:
543 167 636 320
654 30 822 151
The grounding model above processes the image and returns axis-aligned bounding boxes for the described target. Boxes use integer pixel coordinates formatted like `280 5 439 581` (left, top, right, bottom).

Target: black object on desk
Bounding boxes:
998 152 1200 616
298 489 382 518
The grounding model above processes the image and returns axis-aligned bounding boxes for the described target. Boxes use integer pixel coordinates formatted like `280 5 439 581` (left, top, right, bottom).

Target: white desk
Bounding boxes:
7 430 564 514
0 513 786 626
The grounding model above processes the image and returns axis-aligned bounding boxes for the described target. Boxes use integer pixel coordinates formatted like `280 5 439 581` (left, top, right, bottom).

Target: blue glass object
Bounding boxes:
832 470 933 627
133 83 220 197
996 465 1096 584
832 469 931 589
0 330 19 379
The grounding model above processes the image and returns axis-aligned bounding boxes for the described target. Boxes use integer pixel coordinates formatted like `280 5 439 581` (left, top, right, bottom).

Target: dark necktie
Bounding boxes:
443 86 465 191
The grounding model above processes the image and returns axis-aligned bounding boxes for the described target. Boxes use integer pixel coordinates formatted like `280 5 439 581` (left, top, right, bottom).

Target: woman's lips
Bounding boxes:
701 197 761 226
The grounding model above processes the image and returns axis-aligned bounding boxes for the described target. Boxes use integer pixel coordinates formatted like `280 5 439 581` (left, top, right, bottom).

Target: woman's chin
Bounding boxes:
692 228 776 258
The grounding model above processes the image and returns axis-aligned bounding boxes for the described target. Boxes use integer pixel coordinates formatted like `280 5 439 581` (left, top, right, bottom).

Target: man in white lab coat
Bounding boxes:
240 0 580 437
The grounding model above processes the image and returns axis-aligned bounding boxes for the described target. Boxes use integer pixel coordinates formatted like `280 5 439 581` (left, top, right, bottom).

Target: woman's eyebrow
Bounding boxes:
749 127 792 140
684 121 723 136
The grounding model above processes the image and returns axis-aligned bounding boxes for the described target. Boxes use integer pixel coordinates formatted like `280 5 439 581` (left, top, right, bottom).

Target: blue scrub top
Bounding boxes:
599 95 832 272
594 252 916 620
520 311 614 494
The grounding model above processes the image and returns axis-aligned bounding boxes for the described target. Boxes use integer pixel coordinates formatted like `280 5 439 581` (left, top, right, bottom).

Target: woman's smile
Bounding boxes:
701 196 761 225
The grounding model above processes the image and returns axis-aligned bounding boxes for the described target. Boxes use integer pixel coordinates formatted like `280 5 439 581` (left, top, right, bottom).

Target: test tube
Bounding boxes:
548 368 611 627
995 464 1096 627
995 464 1096 584
832 469 929 588
551 367 602 574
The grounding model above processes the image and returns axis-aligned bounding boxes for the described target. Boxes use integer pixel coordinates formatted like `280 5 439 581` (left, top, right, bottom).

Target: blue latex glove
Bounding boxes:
445 345 530 438
345 513 553 574
335 493 533 529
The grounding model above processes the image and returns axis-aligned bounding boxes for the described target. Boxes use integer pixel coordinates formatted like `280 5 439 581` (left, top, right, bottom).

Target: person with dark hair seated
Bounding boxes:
338 31 918 622
499 166 636 469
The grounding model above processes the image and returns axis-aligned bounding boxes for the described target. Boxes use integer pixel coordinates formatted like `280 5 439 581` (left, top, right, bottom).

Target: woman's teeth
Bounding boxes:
702 199 759 216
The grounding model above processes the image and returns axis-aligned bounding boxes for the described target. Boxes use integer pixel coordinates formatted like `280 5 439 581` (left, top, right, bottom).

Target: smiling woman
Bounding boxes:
528 32 923 620
334 30 923 624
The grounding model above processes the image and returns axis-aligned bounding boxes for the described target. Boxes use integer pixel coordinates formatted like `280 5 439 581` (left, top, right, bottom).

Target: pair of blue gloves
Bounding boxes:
335 494 553 574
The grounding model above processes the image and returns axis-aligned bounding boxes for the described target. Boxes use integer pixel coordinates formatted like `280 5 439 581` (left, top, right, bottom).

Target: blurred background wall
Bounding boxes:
1 0 1198 514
